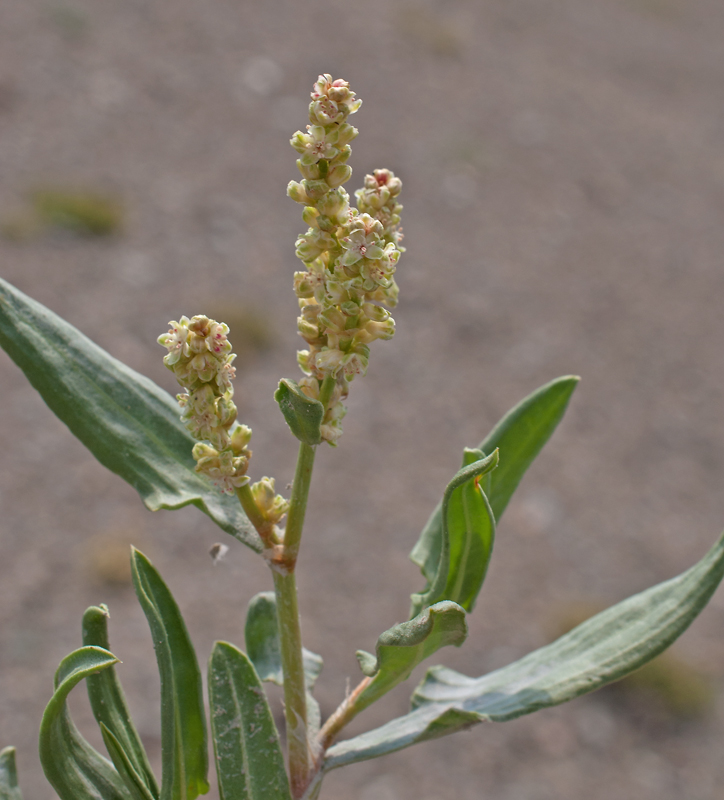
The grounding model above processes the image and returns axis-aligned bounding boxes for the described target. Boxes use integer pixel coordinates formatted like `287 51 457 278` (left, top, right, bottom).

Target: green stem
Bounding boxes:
282 442 316 566
318 374 336 411
273 570 309 798
235 483 277 548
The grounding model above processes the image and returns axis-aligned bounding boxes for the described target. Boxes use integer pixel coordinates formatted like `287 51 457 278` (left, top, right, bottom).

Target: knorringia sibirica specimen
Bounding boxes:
1 74 724 800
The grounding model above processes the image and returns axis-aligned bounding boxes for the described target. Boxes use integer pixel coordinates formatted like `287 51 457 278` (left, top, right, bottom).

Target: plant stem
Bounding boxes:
317 374 336 411
273 569 309 798
316 676 371 753
283 441 316 566
235 483 278 548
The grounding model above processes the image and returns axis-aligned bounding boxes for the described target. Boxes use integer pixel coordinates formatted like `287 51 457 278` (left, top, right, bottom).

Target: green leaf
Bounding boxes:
245 591 323 736
0 747 23 800
326 530 724 770
83 605 159 799
353 602 467 714
0 278 259 552
274 379 324 446
410 450 498 617
245 592 322 690
479 375 579 519
208 642 292 800
100 727 156 800
130 549 209 800
410 376 579 592
39 645 131 800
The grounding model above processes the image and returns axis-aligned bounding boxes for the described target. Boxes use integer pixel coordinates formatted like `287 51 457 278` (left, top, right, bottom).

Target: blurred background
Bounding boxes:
3 0 724 798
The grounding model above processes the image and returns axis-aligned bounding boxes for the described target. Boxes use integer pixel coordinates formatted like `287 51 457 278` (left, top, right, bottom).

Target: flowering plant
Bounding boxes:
1 75 723 800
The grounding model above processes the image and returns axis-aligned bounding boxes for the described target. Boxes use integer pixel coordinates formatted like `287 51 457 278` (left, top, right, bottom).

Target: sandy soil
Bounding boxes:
3 1 724 798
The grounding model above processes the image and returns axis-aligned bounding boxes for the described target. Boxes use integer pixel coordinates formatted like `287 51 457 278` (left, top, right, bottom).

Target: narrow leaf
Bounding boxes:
0 278 259 551
208 641 291 800
326 530 724 770
130 549 209 800
101 727 156 800
0 747 23 800
410 450 498 617
353 602 467 714
39 646 131 800
245 592 323 690
479 375 579 520
274 379 324 446
410 376 578 589
83 605 159 799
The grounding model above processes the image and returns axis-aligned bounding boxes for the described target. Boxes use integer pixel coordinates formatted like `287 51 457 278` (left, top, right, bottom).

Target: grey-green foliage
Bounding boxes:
130 549 209 800
354 601 467 714
410 450 498 617
410 376 579 609
245 591 323 734
208 642 292 800
0 748 23 800
274 379 324 446
0 277 258 551
82 605 159 799
38 646 131 800
325 530 724 770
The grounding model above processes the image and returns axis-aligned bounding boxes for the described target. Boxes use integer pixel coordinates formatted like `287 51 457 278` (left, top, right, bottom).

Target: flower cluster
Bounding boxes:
288 75 404 445
158 315 251 493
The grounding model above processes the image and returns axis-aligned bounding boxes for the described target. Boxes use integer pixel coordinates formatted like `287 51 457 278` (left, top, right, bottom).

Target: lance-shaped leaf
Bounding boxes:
410 450 498 617
83 605 159 799
101 727 156 800
245 591 324 735
0 278 259 552
0 747 23 800
326 530 724 770
39 645 131 800
353 602 467 715
208 642 292 800
131 549 209 800
245 592 322 689
274 379 324 446
410 376 578 591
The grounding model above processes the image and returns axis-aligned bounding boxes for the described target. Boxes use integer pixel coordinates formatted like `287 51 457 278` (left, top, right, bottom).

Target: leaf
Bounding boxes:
410 376 579 589
100 727 156 800
208 641 292 800
83 605 159 799
409 450 498 617
130 549 209 800
245 592 323 736
0 747 23 800
0 278 259 552
353 602 467 714
274 379 324 446
245 592 323 690
39 645 131 800
479 375 579 519
326 530 724 770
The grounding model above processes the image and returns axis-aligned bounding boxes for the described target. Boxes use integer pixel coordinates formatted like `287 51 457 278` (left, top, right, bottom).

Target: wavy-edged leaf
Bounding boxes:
208 642 292 800
410 376 579 590
0 747 23 800
83 605 159 799
353 602 467 714
101 726 156 800
274 379 323 446
131 549 208 800
0 278 259 551
410 450 498 617
327 530 724 770
39 646 131 800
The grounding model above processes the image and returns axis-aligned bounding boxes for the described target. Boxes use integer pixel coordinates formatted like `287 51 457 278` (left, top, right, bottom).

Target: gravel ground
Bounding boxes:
3 1 724 799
